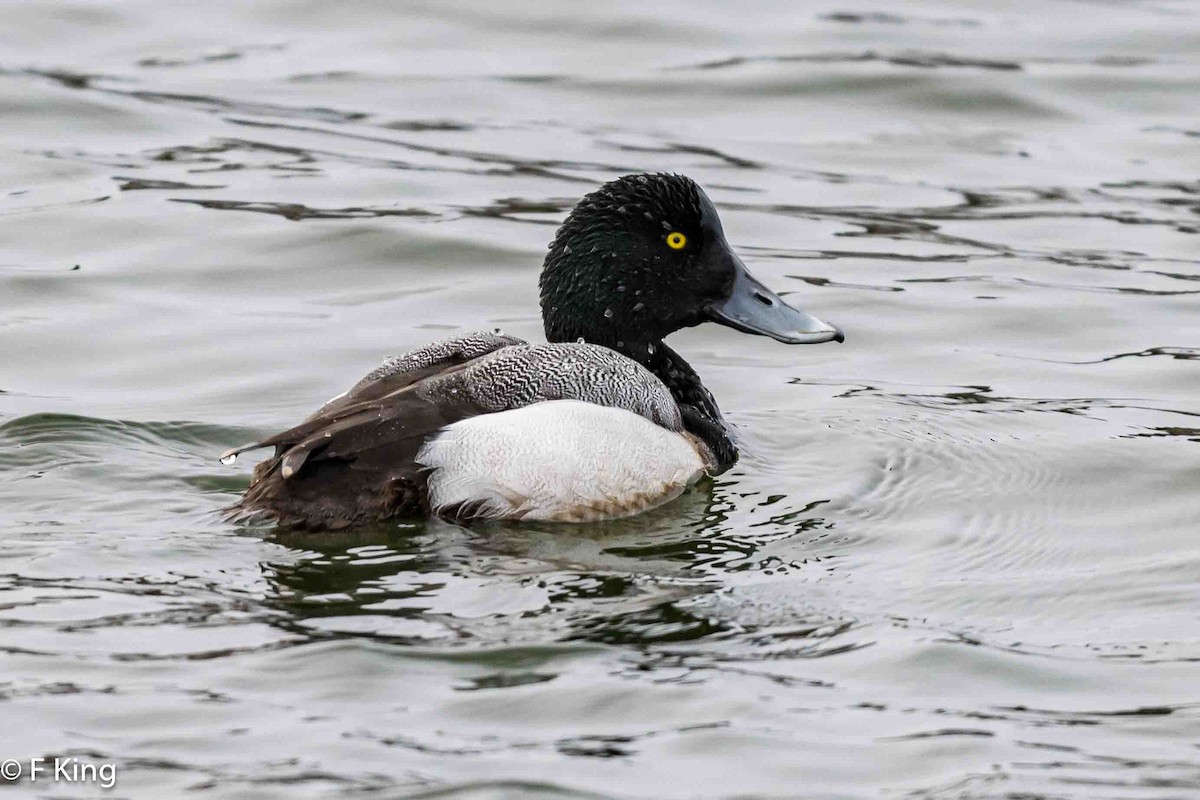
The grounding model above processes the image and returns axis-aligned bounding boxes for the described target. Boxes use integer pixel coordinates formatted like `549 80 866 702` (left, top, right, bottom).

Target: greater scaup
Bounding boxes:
223 173 843 527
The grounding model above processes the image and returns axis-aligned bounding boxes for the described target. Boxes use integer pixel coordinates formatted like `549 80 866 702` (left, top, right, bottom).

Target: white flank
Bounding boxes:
417 400 709 522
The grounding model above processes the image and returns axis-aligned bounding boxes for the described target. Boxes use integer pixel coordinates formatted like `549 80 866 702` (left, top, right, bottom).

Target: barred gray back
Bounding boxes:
355 330 526 390
422 342 683 432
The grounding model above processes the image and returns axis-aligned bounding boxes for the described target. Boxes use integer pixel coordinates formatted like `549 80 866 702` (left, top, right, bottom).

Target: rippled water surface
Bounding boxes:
2 1 1198 797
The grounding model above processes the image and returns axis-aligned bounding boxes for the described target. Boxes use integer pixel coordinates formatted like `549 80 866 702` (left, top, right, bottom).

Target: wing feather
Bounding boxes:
224 335 691 529
223 332 523 527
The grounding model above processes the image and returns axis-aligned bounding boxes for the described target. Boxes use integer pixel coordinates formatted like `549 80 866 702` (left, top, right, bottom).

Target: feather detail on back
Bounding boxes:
314 330 526 418
223 333 694 528
417 400 711 522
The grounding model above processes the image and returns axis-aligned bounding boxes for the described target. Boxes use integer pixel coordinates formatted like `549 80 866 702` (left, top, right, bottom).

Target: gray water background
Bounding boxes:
1 1 1198 797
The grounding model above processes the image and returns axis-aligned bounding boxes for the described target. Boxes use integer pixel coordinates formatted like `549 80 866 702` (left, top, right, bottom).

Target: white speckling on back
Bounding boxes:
416 400 710 522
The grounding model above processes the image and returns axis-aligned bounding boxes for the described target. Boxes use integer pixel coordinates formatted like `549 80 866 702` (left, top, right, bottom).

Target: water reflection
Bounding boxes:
259 481 850 651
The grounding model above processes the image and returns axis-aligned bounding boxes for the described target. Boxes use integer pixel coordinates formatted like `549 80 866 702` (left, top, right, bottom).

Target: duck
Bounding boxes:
222 173 843 528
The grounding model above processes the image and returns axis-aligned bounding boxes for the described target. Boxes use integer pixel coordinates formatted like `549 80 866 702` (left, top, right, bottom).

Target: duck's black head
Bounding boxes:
539 173 843 358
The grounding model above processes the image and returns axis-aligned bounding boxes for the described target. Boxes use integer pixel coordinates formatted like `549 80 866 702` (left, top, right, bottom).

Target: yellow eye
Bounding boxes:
665 231 687 250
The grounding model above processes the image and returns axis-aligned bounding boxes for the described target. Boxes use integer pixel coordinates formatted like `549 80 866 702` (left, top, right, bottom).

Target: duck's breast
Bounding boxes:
416 399 710 522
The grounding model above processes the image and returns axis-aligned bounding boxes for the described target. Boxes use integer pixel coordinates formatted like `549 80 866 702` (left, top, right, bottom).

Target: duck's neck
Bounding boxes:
622 339 739 471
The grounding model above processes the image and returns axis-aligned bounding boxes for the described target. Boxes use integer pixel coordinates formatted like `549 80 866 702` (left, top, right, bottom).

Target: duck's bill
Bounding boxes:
706 260 844 345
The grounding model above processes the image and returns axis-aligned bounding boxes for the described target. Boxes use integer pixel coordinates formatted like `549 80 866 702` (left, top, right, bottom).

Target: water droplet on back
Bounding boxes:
576 336 586 344
604 308 614 319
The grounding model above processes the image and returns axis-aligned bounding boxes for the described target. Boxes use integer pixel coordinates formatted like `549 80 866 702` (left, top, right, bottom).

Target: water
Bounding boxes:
1 1 1198 797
